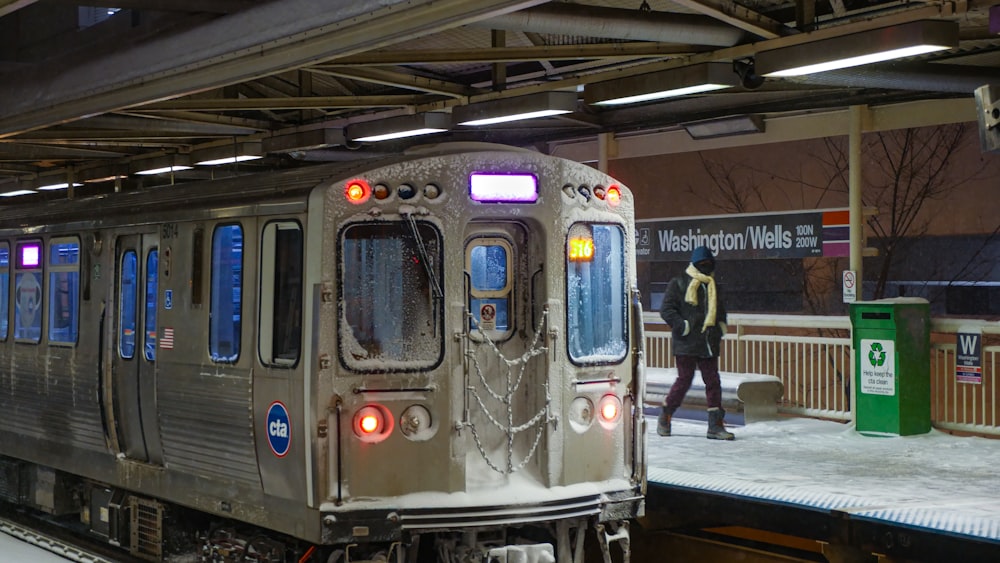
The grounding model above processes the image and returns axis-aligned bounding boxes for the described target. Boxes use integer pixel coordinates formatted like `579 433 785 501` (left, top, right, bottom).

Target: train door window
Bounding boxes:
466 238 513 338
259 221 302 367
0 243 8 340
119 250 138 359
48 238 80 345
339 221 443 372
144 249 158 361
566 223 627 364
210 224 243 363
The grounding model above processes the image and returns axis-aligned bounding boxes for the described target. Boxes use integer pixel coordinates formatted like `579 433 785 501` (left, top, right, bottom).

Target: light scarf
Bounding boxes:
684 263 717 332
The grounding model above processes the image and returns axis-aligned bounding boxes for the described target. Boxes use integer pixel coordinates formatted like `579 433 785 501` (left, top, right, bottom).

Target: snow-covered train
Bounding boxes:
0 143 644 562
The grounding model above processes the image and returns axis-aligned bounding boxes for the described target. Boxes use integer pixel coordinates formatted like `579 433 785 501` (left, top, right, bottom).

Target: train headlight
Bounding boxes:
353 404 393 443
568 397 595 433
345 179 371 204
598 394 623 428
399 404 436 441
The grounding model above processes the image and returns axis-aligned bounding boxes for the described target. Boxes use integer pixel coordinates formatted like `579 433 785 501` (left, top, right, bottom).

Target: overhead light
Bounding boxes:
454 91 577 126
0 189 36 198
755 20 959 78
193 141 263 166
584 63 738 106
135 165 193 176
346 113 450 143
683 115 765 140
132 154 192 176
37 182 83 191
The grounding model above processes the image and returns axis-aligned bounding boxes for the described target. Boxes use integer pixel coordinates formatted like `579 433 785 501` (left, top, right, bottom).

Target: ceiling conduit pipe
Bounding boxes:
475 3 748 47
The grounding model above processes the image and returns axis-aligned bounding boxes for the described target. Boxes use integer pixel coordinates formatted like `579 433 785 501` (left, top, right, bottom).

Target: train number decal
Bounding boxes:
266 401 291 458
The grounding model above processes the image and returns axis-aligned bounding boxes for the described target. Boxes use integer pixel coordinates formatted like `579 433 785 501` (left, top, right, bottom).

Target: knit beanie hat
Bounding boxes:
690 245 714 265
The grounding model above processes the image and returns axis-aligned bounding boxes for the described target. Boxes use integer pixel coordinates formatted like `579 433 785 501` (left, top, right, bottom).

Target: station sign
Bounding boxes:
636 208 849 261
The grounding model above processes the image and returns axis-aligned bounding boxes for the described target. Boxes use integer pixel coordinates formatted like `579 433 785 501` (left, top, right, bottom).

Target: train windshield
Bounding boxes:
340 221 443 371
566 223 628 364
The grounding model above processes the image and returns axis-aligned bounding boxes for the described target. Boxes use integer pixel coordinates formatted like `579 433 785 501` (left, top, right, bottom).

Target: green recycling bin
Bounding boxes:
849 297 931 436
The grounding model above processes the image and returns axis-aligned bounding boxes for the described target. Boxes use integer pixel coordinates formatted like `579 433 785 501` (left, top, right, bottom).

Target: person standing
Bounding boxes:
657 245 735 440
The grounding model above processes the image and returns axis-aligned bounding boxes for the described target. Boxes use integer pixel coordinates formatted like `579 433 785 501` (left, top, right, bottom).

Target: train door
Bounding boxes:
462 222 549 477
109 233 163 464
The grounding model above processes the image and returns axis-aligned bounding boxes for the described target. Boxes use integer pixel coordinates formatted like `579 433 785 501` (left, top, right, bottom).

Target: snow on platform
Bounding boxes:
646 416 1000 543
0 531 73 562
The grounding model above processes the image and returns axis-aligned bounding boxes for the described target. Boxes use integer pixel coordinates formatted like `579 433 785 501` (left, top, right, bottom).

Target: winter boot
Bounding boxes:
707 408 735 440
656 406 675 436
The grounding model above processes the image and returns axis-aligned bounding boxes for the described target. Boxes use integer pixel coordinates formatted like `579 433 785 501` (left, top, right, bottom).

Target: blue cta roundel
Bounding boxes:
266 401 291 458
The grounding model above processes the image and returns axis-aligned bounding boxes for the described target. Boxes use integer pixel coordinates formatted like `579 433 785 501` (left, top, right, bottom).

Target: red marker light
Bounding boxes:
598 395 622 424
345 179 371 204
355 405 384 435
606 185 622 206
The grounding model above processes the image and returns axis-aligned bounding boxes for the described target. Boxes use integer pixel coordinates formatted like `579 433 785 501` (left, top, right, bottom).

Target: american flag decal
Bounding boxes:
160 327 175 349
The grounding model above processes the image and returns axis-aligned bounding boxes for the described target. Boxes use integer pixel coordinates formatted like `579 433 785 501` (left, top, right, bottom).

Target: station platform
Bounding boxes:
643 416 1000 562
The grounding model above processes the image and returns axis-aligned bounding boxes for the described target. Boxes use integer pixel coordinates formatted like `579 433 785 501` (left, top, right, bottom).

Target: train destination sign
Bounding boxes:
636 208 849 261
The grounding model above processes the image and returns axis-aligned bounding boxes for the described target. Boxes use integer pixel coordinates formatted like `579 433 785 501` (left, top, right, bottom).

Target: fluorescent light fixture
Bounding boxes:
347 113 450 143
37 182 83 191
196 154 262 166
0 189 36 198
454 91 577 126
135 165 193 176
193 141 264 165
584 63 738 106
683 115 765 140
132 153 193 176
756 20 959 77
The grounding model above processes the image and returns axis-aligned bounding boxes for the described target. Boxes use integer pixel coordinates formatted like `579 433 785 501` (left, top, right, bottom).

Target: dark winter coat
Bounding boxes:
659 270 727 358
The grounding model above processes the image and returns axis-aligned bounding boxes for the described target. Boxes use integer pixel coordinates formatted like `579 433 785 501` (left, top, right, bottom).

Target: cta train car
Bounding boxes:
0 143 644 563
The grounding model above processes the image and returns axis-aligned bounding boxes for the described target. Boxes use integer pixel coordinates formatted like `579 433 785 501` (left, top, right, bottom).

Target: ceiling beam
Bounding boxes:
328 42 700 65
0 0 549 138
39 0 255 13
0 0 37 18
138 95 438 111
311 67 472 98
666 0 789 40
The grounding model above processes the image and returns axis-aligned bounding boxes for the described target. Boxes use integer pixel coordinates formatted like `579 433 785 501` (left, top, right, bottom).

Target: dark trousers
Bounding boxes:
664 355 722 411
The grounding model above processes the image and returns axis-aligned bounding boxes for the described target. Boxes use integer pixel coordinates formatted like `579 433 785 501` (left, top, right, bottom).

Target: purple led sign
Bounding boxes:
469 173 538 203
19 243 40 268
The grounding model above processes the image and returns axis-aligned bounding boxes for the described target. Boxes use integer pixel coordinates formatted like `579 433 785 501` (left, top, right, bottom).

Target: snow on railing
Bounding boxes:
643 312 1000 435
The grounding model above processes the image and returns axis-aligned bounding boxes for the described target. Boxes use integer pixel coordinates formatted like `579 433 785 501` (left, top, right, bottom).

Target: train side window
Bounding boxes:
259 221 302 368
0 243 8 341
466 238 513 338
48 238 80 345
339 221 444 372
566 223 627 364
119 250 138 359
12 240 43 343
210 224 243 363
144 249 158 361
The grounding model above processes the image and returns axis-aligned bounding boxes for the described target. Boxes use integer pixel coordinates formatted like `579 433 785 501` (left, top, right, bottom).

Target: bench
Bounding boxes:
644 367 785 423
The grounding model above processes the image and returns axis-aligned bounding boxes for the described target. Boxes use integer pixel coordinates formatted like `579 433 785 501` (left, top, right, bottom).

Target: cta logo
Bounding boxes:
266 401 291 458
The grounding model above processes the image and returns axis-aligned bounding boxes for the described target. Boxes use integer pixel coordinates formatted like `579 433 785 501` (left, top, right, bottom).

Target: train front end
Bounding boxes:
310 147 644 562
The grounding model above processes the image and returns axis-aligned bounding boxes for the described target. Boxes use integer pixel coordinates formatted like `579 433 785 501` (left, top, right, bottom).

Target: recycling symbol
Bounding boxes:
868 342 886 367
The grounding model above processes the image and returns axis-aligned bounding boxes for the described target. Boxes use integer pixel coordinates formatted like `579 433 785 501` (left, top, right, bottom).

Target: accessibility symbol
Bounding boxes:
868 342 886 367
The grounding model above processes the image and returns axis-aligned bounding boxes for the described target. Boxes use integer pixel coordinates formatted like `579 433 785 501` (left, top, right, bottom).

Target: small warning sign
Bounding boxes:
479 303 496 331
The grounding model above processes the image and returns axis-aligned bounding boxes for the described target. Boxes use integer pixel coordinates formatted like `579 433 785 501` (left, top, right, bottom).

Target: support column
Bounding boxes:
849 105 866 294
597 132 616 173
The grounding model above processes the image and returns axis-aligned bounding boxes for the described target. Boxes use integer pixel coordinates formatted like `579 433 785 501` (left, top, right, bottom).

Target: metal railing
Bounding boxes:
643 312 1000 436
